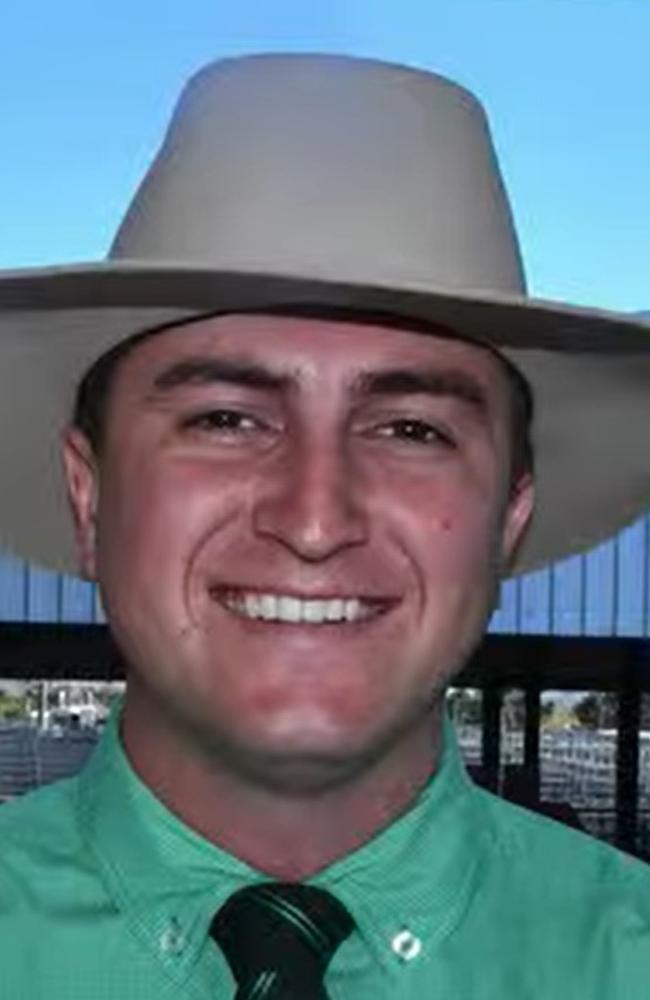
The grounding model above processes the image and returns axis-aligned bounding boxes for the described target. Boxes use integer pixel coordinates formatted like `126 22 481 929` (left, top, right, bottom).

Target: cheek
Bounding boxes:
384 470 500 561
439 507 502 583
383 477 505 627
95 458 238 588
433 499 499 550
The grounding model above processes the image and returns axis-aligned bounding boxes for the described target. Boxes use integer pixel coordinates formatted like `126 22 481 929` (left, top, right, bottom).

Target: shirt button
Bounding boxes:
159 919 185 956
391 929 422 962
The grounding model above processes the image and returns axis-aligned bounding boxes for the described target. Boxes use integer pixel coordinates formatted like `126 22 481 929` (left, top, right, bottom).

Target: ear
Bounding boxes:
500 473 535 570
61 426 100 581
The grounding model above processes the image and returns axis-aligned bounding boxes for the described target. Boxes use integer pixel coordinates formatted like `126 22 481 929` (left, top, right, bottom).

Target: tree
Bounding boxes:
0 693 27 720
574 693 600 729
541 699 555 722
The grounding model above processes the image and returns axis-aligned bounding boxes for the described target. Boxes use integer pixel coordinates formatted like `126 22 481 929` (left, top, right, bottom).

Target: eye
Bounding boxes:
179 408 261 434
374 418 456 448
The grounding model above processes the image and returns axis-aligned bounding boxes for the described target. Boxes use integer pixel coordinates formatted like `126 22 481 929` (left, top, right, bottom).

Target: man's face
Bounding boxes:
64 314 533 788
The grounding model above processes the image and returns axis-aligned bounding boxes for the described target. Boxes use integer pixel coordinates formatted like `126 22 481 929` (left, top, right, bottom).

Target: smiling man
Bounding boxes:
1 53 650 998
64 312 533 878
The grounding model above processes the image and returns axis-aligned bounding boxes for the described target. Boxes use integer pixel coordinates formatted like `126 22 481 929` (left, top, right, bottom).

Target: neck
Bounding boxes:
120 693 445 880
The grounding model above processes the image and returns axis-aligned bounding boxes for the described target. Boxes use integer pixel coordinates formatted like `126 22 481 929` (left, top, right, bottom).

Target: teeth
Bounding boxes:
221 592 381 624
259 594 276 620
344 599 358 621
279 596 302 622
325 598 344 622
303 600 326 623
244 593 262 619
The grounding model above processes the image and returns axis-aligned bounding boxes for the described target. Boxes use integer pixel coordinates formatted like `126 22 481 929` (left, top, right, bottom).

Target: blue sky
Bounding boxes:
1 0 648 312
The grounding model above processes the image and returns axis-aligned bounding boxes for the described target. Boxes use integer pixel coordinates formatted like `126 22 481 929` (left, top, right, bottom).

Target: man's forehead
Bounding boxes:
114 311 512 394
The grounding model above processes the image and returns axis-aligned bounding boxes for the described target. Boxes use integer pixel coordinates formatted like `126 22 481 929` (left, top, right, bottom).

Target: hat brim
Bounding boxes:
1 259 650 577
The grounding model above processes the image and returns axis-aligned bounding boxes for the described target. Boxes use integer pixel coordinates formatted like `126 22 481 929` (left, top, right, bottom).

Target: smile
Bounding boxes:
215 591 390 625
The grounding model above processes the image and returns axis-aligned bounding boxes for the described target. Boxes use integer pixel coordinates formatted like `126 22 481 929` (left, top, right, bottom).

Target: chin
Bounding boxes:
224 737 378 796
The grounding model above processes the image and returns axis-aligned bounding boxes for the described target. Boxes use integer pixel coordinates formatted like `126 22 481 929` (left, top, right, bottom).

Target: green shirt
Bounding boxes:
1 707 650 999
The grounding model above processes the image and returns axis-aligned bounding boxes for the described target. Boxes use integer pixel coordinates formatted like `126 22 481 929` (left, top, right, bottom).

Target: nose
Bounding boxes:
252 432 369 560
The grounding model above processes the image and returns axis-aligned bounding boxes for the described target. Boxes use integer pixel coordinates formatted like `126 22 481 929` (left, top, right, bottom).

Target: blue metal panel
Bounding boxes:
584 538 616 636
0 553 27 621
489 578 520 634
518 567 552 634
550 554 584 635
0 555 101 625
615 519 648 636
60 575 97 623
26 565 61 622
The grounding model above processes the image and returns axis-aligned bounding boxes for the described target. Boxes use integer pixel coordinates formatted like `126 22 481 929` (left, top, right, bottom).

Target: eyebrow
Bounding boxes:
351 368 488 413
150 356 488 414
152 358 291 393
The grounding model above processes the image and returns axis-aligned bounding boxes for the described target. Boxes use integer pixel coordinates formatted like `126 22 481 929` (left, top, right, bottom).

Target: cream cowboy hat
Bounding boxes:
1 53 649 577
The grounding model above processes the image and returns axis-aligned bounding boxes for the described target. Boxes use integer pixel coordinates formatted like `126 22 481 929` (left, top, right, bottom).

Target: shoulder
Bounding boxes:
0 774 79 839
445 784 650 996
0 777 87 903
474 782 650 918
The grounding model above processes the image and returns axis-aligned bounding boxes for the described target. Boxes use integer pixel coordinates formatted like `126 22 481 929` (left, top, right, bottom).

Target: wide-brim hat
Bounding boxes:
1 53 649 577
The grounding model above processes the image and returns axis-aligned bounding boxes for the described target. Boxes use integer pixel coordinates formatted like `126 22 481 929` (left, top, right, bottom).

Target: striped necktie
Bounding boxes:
211 882 355 999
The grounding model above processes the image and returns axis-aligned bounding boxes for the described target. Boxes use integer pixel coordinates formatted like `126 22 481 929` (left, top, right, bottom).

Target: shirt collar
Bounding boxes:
76 701 491 974
311 716 492 967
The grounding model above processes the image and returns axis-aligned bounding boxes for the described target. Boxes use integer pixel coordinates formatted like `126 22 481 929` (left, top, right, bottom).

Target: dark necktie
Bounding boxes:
210 882 355 999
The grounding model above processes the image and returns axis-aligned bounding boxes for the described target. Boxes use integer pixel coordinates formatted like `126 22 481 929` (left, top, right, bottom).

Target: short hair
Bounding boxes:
72 307 534 486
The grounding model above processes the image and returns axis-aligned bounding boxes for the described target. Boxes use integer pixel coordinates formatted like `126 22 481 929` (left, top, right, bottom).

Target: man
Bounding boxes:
1 53 650 998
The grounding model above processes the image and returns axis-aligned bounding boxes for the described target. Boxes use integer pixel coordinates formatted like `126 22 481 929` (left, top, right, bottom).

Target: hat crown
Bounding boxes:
110 53 526 297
